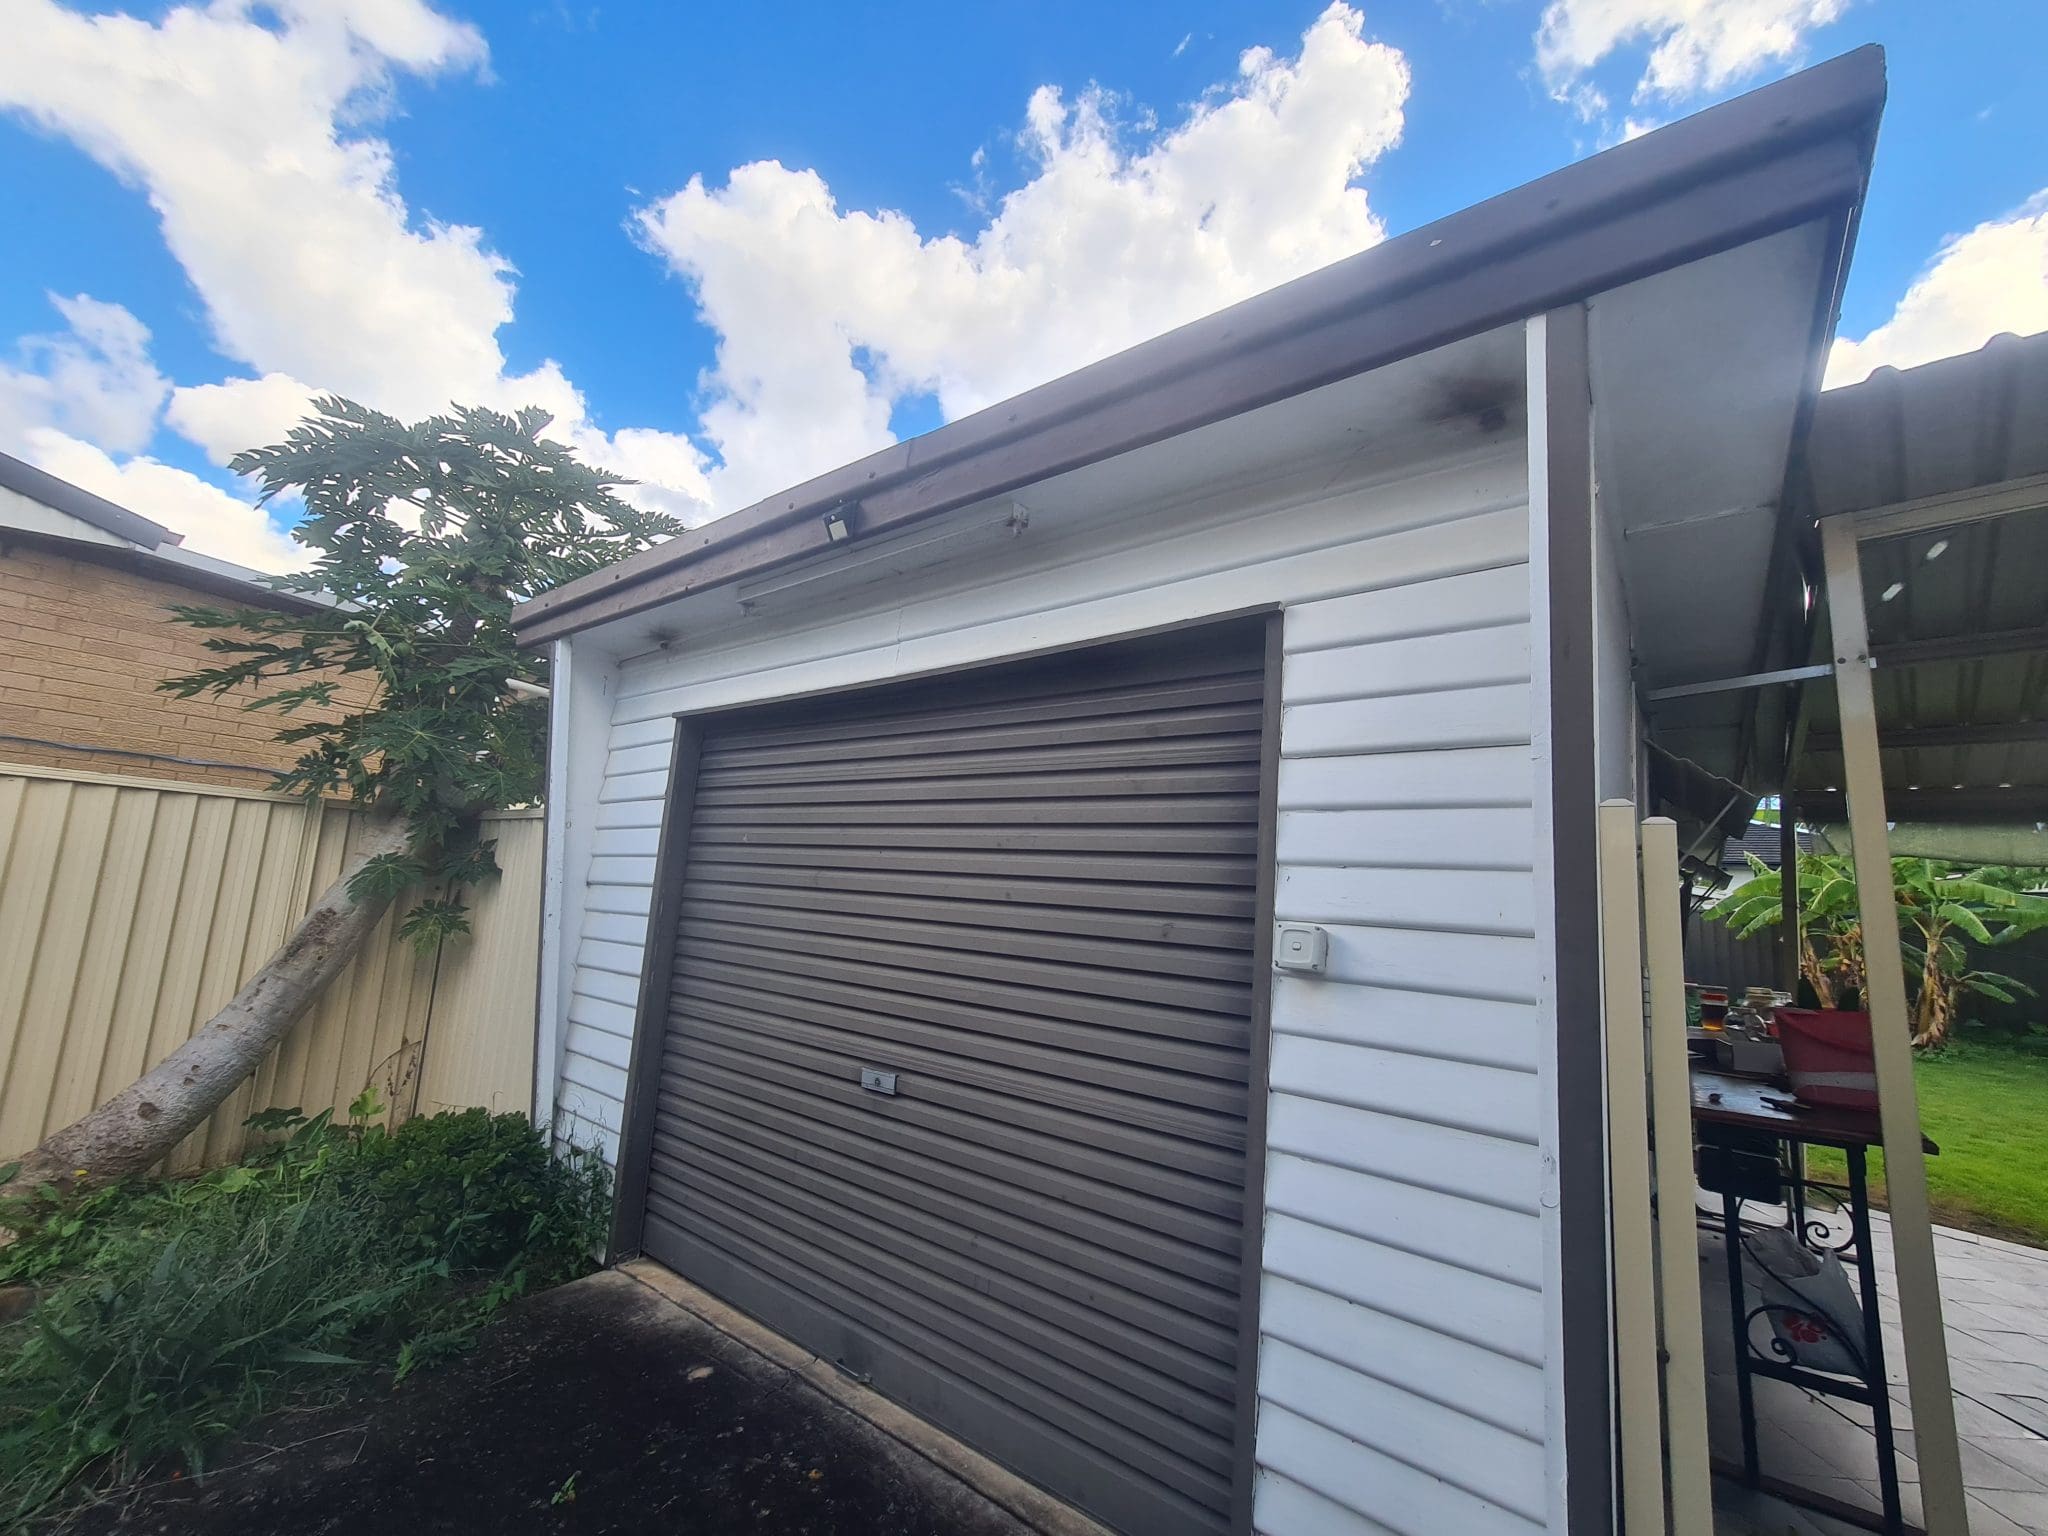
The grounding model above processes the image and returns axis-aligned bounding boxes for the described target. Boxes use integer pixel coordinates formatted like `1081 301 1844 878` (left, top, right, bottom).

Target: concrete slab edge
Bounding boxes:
618 1259 1115 1536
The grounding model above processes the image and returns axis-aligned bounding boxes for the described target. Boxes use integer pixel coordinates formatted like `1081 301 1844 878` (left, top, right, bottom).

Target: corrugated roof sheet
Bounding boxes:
1804 331 2048 517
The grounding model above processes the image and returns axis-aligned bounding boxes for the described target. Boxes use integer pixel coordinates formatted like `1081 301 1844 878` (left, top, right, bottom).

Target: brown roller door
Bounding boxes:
630 620 1269 1535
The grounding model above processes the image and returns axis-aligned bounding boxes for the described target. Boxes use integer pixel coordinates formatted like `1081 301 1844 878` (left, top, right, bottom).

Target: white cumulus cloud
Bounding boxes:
1537 0 1847 109
5 0 1416 539
165 373 325 468
634 1 1410 510
1827 192 2048 388
0 293 168 455
0 0 712 516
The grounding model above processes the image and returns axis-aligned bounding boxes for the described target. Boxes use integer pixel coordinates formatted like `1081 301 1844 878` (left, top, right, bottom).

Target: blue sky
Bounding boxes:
1 0 2044 569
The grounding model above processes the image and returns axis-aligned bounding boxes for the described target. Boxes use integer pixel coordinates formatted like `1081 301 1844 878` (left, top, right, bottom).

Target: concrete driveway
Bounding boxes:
54 1266 1089 1536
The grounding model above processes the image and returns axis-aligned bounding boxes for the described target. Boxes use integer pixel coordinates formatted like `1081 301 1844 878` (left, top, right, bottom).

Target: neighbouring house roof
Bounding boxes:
513 45 1887 647
0 448 327 613
1789 329 2048 824
1721 819 1819 871
0 448 175 547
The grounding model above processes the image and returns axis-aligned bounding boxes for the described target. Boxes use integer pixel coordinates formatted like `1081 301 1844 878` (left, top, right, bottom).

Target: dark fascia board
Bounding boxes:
514 45 1886 647
0 448 175 548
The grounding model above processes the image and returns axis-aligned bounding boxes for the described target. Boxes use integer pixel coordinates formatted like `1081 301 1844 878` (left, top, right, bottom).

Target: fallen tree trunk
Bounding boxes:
3 814 413 1197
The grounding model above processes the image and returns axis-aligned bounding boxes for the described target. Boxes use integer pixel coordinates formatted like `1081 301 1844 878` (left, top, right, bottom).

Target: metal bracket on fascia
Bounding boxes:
1645 663 1836 703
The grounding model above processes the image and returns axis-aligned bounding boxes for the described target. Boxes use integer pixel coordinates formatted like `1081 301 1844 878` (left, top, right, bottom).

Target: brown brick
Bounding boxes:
0 545 374 790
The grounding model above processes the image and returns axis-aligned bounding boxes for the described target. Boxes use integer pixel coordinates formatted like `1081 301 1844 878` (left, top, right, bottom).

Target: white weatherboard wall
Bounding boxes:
546 438 1556 1532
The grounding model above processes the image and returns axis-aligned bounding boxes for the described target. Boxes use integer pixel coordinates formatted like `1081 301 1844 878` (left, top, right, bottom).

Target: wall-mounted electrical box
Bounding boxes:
1273 922 1330 975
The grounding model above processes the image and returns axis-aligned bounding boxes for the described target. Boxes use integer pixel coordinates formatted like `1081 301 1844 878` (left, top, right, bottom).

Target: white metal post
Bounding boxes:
1642 818 1714 1535
1818 515 1969 1534
1599 801 1667 1534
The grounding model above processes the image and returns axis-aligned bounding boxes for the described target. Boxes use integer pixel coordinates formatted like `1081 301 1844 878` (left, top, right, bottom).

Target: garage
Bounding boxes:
617 619 1275 1536
520 51 1903 1536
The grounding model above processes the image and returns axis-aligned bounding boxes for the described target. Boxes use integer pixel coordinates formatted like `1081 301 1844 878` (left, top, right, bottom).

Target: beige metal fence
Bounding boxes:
0 764 540 1172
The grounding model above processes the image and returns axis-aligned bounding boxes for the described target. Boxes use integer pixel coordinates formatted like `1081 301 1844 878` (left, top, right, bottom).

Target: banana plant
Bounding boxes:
1708 852 2048 1046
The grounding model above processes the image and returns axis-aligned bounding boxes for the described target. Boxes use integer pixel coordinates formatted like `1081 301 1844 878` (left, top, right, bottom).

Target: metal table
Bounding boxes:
1692 1067 1935 1536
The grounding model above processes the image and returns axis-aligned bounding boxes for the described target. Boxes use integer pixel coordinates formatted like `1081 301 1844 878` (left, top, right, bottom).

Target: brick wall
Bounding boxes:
0 541 373 790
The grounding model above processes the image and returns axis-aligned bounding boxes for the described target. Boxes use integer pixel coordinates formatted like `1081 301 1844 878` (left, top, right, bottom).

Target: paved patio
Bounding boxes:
1707 1214 2048 1536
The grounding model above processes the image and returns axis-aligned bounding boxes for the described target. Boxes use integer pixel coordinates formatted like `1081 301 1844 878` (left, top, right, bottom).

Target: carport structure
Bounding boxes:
1796 333 2048 1531
1649 331 2048 1535
1792 330 2048 834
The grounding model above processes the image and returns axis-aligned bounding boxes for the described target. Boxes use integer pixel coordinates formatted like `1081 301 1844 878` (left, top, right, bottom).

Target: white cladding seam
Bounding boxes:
549 441 1550 1532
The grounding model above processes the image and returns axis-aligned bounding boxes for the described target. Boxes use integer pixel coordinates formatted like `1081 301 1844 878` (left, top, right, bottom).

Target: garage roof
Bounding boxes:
513 46 1887 647
1790 329 2048 824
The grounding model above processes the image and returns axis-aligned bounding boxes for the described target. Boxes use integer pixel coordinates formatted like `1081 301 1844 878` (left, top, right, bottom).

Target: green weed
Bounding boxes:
0 1108 608 1529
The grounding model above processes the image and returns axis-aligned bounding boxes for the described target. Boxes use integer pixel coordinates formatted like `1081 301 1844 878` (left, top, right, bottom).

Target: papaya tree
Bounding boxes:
1 399 683 1195
1710 850 2048 1046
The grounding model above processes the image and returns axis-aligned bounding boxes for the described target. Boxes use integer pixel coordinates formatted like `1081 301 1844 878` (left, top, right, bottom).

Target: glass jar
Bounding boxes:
1699 986 1729 1032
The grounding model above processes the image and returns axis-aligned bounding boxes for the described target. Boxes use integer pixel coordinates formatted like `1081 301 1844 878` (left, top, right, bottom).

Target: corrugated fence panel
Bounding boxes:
207 806 443 1174
181 793 325 1171
0 772 307 1156
1682 908 1782 994
414 814 542 1116
0 764 540 1170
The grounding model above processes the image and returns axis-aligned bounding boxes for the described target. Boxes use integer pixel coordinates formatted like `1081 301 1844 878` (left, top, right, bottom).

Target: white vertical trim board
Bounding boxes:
549 438 1564 1531
1521 312 1576 1536
535 637 573 1132
538 636 628 1159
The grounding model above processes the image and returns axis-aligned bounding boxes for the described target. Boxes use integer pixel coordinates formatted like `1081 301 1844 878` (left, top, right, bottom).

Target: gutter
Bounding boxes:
513 44 1886 647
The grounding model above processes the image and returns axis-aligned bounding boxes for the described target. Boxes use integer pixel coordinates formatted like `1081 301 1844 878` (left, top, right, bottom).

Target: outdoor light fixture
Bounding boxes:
735 501 1029 615
1923 538 1949 561
1880 581 1905 602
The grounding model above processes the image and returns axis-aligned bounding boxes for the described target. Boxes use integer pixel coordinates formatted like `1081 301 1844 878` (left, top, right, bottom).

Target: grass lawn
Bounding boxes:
1806 1042 2048 1247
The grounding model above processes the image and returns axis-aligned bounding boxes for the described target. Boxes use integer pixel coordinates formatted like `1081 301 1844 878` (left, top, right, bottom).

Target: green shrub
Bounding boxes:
330 1106 606 1277
0 1107 608 1529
